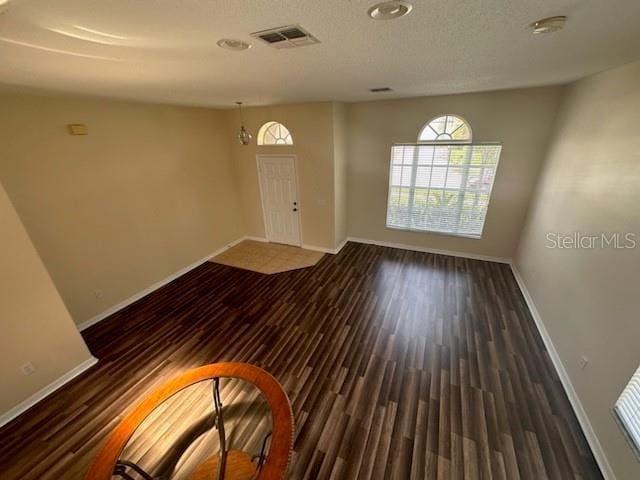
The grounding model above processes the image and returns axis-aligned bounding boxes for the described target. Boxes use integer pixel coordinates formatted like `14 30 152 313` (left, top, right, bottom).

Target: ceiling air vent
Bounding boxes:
251 25 320 49
370 87 393 92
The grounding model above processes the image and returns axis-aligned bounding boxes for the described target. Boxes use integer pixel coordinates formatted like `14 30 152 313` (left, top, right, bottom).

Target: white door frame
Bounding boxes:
256 154 303 246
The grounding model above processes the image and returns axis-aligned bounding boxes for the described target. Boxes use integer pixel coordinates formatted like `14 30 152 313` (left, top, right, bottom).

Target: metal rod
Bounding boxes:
213 378 227 480
114 460 154 480
236 101 245 126
256 432 272 470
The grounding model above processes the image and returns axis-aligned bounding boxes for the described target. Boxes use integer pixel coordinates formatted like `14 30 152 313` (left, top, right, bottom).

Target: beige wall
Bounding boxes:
0 179 93 416
226 102 337 250
332 102 348 248
0 92 245 324
515 61 640 479
346 87 564 259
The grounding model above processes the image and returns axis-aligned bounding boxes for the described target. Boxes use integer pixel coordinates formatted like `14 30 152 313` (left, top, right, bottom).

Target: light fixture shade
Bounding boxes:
238 125 252 145
235 101 252 146
367 1 413 20
531 16 567 34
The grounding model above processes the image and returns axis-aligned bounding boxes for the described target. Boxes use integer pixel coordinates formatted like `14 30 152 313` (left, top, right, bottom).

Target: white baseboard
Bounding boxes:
244 236 268 243
77 236 248 332
334 237 349 255
301 239 347 255
510 264 615 480
346 236 511 264
0 356 98 429
239 235 338 254
302 244 332 254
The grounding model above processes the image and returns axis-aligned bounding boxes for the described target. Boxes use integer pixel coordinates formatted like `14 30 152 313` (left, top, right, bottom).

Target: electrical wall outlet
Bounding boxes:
21 362 36 376
579 356 589 370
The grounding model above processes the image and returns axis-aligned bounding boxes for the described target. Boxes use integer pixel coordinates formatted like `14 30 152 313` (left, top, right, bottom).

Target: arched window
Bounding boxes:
257 121 294 146
386 114 502 238
418 114 472 142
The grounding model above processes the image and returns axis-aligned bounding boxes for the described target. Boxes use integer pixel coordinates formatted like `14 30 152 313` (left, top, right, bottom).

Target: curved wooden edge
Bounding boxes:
84 363 294 480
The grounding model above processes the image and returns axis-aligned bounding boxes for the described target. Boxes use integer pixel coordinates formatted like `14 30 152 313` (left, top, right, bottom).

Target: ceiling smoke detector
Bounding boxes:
368 1 413 20
217 38 251 51
530 16 567 34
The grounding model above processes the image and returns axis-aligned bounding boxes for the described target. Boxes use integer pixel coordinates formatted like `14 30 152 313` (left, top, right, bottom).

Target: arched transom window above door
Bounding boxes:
418 115 472 142
257 121 294 145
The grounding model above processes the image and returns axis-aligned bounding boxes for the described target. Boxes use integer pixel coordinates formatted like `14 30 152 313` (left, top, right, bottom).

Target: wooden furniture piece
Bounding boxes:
84 363 293 480
188 450 257 480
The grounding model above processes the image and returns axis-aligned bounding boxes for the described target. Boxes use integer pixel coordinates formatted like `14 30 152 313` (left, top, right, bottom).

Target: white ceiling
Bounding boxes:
0 0 639 107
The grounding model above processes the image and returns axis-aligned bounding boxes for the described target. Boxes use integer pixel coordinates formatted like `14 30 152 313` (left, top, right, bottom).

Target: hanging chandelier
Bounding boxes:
236 101 252 146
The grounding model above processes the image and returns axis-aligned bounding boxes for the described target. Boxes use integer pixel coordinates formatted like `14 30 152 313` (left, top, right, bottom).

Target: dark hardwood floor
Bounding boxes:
0 242 602 479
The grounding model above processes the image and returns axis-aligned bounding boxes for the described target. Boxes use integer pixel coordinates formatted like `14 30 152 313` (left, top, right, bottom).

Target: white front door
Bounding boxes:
257 155 301 246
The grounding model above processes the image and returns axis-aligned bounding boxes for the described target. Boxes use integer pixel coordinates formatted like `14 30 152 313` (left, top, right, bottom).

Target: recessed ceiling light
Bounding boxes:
367 1 413 20
530 16 567 34
217 38 252 51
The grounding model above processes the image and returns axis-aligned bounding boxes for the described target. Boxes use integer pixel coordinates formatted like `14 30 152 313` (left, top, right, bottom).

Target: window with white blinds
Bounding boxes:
614 364 640 459
386 142 502 238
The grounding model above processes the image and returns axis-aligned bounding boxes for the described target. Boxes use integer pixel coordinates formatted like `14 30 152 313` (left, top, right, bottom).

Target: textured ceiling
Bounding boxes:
0 0 639 107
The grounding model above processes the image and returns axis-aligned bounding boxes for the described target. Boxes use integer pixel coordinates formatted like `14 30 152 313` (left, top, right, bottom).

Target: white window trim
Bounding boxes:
385 141 501 239
613 364 640 460
257 121 294 146
418 114 473 143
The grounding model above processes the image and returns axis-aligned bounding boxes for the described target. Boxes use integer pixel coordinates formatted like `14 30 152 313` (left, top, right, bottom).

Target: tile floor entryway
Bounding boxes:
211 240 324 274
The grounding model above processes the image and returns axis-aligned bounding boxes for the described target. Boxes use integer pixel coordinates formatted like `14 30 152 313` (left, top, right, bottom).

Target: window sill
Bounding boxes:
385 225 483 240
